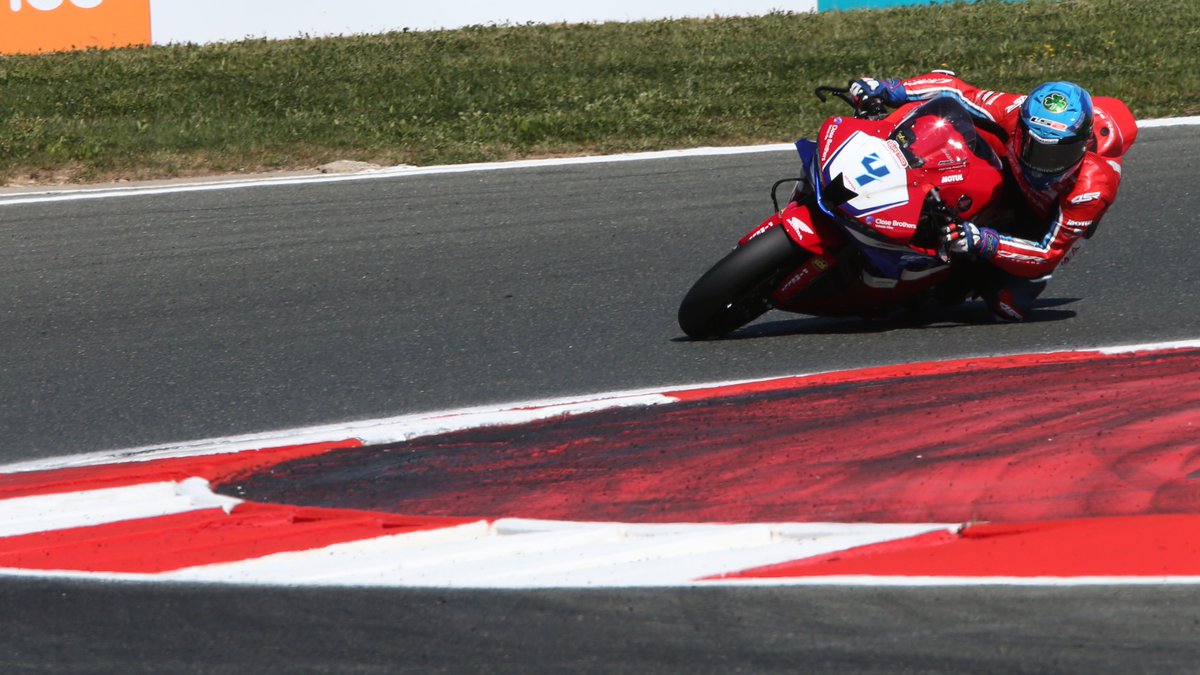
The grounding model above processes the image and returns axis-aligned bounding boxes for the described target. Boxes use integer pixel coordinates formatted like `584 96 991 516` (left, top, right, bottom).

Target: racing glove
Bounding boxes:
849 77 906 107
942 220 1000 260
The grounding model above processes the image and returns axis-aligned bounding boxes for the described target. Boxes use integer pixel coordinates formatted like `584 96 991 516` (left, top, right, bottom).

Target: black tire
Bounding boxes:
678 225 804 339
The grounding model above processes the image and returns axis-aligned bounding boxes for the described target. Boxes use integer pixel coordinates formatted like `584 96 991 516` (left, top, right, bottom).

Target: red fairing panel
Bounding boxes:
738 203 842 256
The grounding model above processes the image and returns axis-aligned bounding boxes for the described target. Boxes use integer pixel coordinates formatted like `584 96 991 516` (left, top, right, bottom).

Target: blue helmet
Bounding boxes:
1014 81 1094 182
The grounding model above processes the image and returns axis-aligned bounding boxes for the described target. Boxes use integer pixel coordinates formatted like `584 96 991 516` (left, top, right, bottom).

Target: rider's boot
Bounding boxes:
982 274 1049 322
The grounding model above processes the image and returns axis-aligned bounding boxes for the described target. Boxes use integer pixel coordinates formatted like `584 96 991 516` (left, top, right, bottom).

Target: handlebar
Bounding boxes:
814 84 889 120
814 85 856 108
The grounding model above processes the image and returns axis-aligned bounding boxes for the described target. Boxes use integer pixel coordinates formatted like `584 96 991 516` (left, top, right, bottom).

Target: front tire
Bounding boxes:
678 225 803 339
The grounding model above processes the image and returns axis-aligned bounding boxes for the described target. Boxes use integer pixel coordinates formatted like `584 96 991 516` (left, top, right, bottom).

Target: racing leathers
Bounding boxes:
887 71 1138 320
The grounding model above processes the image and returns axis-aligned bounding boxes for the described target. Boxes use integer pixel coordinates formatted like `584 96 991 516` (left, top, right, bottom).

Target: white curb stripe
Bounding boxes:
152 521 955 588
0 478 240 538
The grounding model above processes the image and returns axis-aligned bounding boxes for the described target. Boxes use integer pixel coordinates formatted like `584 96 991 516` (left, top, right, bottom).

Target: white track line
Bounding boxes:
0 115 1193 206
0 144 798 206
0 392 680 474
699 575 1200 587
1135 116 1200 128
3 339 1198 476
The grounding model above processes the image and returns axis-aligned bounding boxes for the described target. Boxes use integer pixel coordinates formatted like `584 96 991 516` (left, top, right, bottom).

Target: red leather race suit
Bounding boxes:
899 72 1138 279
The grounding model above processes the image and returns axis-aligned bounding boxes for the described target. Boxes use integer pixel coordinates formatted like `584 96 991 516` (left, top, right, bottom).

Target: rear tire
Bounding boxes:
678 226 803 339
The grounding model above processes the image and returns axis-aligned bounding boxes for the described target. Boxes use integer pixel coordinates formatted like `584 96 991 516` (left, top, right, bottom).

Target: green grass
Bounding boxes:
0 0 1196 183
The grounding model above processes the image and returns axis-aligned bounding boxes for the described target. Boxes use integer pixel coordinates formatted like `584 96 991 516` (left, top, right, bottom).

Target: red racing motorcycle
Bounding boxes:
678 86 1006 339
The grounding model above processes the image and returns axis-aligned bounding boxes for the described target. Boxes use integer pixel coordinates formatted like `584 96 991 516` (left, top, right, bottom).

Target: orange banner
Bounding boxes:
1 0 151 55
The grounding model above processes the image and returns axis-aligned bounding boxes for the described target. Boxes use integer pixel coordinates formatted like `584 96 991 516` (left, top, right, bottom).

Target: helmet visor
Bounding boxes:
1019 131 1087 174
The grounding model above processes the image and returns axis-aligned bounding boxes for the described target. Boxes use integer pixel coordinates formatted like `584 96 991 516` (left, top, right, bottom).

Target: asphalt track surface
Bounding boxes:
2 125 1200 671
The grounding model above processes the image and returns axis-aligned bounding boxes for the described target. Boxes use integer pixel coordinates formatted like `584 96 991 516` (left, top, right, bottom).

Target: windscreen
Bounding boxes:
890 96 995 170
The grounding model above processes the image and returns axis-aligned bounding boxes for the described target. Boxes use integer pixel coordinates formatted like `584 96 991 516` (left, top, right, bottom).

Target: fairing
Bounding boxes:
813 97 1004 249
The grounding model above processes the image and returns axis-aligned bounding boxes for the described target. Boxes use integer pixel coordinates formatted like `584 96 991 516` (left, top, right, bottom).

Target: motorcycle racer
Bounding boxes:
848 71 1137 321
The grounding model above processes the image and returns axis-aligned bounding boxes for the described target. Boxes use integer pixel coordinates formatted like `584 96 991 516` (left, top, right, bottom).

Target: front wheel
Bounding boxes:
678 225 804 339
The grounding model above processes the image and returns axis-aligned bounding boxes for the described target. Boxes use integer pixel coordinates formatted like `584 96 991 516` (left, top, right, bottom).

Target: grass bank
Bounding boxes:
0 0 1196 184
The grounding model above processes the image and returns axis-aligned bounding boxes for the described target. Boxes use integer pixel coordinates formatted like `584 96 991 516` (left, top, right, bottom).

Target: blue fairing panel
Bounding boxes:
795 138 816 167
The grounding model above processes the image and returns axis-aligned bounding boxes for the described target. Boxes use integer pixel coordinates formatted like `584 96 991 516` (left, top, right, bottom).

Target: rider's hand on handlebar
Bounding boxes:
848 77 906 108
942 220 1000 260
